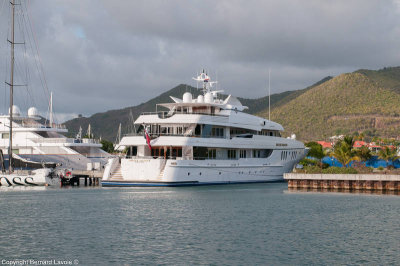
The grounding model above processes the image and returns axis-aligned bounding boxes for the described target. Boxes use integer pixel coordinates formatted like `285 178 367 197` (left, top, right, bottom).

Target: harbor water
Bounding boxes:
0 183 399 265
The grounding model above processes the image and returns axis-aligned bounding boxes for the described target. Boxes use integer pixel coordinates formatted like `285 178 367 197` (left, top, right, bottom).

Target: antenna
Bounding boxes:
76 126 82 140
87 124 91 138
118 123 121 143
268 68 271 121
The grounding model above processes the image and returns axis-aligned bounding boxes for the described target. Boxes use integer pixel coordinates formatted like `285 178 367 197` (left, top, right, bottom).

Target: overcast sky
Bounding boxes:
1 0 400 122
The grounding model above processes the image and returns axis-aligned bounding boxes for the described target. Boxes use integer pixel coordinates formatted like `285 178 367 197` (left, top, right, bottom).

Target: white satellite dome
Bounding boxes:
28 107 39 118
8 105 21 117
291 133 297 140
197 95 204 103
183 92 192 103
204 92 213 103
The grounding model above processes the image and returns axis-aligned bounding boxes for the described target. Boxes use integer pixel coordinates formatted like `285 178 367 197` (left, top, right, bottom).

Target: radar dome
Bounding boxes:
291 133 297 140
197 95 204 103
8 105 21 117
204 92 213 103
183 92 192 103
28 107 39 118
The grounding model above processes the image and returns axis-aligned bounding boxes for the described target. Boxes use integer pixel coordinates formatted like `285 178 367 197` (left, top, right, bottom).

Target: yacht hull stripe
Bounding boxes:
101 179 283 187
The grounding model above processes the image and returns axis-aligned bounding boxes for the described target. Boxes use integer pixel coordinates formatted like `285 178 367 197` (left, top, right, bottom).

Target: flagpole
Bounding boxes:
268 68 271 121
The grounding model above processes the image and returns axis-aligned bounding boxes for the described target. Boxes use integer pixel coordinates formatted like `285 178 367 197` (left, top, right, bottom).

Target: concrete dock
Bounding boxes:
61 170 103 186
284 173 400 191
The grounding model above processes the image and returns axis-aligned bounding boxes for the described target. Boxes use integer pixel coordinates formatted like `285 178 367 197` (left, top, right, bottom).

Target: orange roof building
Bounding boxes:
317 141 332 149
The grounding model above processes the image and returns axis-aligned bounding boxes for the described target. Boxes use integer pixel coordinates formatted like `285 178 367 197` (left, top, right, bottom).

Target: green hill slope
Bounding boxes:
262 72 400 140
356 66 400 93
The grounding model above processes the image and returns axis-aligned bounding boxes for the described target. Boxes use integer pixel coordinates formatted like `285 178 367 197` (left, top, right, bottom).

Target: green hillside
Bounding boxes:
356 66 400 93
262 71 400 140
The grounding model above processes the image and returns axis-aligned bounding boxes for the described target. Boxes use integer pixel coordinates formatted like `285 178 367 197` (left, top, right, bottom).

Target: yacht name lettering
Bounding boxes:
0 176 38 186
276 143 288 146
129 159 150 163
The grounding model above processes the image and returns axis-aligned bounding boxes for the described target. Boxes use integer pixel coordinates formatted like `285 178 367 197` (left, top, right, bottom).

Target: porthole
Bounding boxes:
199 172 202 176
219 172 221 175
188 172 190 176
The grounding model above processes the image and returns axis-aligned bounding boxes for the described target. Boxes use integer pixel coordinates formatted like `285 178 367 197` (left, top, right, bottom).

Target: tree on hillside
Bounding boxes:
378 147 399 166
332 136 359 167
343 135 355 147
101 140 115 154
355 146 372 162
305 142 325 168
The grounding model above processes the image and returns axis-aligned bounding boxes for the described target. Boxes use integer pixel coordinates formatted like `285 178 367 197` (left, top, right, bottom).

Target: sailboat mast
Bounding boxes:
8 0 16 174
49 92 53 127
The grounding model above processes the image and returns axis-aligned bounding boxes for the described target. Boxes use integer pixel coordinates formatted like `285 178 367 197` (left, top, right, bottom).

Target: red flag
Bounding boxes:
144 127 152 150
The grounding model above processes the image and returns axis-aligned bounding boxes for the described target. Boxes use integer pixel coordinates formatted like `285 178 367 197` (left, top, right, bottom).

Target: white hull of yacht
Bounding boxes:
102 155 301 187
0 168 59 187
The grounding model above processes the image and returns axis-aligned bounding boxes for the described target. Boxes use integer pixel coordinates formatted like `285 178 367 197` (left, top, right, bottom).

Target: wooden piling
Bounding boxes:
284 173 400 192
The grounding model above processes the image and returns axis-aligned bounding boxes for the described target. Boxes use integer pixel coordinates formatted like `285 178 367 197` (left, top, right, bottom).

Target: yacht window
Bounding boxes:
202 125 213 138
177 127 183 135
228 149 237 159
239 149 246 158
253 150 261 158
195 125 201 136
193 146 207 160
128 146 137 157
253 149 273 158
207 149 216 159
269 132 273 136
211 127 224 137
2 133 9 139
151 148 160 157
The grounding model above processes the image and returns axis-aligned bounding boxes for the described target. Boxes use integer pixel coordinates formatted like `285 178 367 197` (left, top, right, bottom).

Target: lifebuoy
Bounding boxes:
66 171 72 177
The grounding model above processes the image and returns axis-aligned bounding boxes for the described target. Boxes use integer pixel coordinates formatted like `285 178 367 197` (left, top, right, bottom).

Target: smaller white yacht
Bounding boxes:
102 70 306 186
0 168 59 187
0 106 110 172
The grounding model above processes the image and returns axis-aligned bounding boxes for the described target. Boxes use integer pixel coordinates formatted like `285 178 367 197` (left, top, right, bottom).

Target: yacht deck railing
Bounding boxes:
140 111 227 118
29 138 100 144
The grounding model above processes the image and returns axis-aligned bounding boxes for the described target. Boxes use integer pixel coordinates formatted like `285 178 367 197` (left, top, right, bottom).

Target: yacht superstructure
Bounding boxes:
0 108 110 171
102 71 306 186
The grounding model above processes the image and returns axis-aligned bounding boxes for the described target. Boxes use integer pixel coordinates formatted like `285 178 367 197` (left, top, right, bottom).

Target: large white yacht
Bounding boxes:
102 71 306 186
0 105 110 172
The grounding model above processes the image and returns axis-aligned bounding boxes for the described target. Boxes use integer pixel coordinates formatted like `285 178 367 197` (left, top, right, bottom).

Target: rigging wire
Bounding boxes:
20 0 36 109
21 1 47 103
25 0 53 110
3 1 11 114
23 0 59 124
